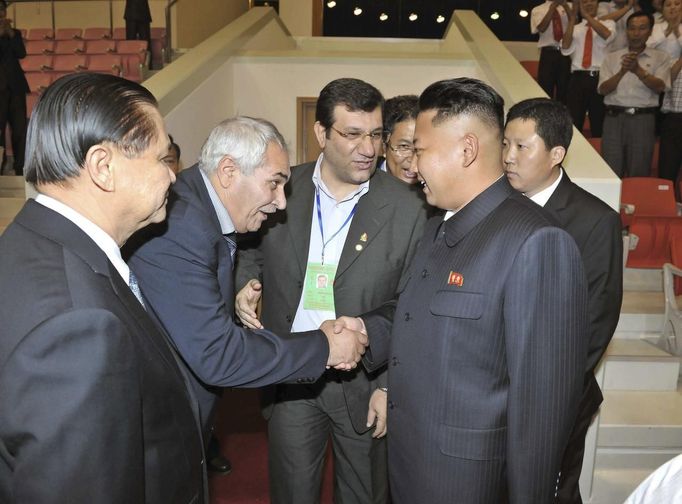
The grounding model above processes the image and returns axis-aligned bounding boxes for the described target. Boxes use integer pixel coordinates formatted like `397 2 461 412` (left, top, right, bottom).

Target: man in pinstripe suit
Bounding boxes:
339 78 589 503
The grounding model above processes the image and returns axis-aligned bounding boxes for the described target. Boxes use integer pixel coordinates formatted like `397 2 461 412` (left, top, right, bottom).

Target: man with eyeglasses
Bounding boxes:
380 94 420 185
235 78 428 504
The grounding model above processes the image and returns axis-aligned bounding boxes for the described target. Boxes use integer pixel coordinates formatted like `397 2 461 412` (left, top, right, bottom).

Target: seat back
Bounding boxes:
20 54 54 72
87 55 123 76
55 28 83 40
25 72 53 94
54 40 85 54
83 27 112 40
112 27 127 40
26 28 54 41
620 177 677 228
86 39 116 54
52 54 88 72
626 216 682 268
25 40 55 55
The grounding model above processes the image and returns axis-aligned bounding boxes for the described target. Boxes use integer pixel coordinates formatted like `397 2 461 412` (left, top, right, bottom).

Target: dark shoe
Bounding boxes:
208 454 232 475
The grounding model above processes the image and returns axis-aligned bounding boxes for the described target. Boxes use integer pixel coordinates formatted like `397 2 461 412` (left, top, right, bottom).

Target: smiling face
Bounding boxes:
315 105 383 190
385 118 418 184
663 0 682 21
503 118 564 197
224 142 290 233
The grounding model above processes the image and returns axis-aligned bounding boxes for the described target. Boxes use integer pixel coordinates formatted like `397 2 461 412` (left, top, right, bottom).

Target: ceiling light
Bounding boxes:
519 9 529 17
354 7 362 16
326 1 336 7
379 13 388 21
436 15 445 23
408 13 418 22
490 11 500 20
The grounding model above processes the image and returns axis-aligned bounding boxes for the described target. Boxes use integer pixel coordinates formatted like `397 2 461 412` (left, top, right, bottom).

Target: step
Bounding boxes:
602 340 680 391
623 267 663 292
0 176 25 198
614 291 665 337
591 467 670 504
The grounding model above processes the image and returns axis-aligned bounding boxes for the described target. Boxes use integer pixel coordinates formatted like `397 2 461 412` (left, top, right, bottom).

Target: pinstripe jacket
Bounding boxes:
363 176 589 504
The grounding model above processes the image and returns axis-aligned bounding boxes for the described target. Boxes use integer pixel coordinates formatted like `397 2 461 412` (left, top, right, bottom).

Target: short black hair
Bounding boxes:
506 98 573 150
0 1 7 11
315 78 384 135
168 134 181 159
626 11 654 28
383 95 419 141
25 73 160 185
419 78 504 138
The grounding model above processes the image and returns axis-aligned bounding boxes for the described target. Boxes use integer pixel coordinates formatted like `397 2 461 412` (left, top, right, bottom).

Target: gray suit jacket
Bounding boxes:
236 162 427 433
363 177 589 503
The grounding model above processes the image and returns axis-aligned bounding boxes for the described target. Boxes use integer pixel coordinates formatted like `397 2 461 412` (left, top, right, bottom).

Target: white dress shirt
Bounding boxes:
291 154 370 332
531 1 572 49
528 168 563 207
562 19 617 72
35 193 130 285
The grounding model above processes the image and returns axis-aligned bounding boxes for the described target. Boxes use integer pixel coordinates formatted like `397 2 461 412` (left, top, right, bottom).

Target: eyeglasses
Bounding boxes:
386 143 415 158
329 126 384 143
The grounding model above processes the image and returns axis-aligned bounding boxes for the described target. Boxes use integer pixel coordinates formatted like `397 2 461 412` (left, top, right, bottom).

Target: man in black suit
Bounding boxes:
0 0 29 175
503 97 623 504
339 78 589 503
124 0 151 46
235 78 427 504
0 73 204 503
125 116 368 479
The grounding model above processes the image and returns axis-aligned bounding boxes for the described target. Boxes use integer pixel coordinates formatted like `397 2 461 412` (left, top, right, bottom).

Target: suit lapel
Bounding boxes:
336 175 390 279
285 164 316 277
543 171 574 224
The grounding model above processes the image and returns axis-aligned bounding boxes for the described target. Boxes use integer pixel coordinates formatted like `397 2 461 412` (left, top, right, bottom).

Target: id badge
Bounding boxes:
303 262 337 311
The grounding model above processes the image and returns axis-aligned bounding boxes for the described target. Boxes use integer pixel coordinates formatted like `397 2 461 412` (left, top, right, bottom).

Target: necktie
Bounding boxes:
552 10 563 42
129 270 146 309
582 27 593 69
224 233 237 268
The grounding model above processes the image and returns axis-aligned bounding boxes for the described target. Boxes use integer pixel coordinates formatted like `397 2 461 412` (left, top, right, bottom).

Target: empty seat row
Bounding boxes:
21 55 142 83
23 27 166 42
25 39 147 60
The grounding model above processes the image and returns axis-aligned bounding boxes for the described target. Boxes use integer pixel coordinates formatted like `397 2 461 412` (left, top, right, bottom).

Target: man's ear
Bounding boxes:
461 133 480 168
550 146 567 168
313 121 328 150
84 144 114 192
215 155 239 188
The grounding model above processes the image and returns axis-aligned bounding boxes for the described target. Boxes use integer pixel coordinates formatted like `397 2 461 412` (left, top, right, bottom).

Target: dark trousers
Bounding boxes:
658 112 682 188
268 380 388 504
567 71 605 137
125 20 151 68
0 88 27 175
537 47 571 104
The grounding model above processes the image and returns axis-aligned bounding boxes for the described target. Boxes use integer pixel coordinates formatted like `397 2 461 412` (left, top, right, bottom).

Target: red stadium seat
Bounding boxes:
25 72 53 94
83 27 112 40
520 60 539 81
626 216 682 268
26 93 40 118
55 28 83 40
116 40 148 81
20 54 53 72
52 54 88 73
88 55 123 76
85 39 116 54
54 40 85 54
26 28 54 41
620 177 677 228
25 40 54 55
112 27 126 40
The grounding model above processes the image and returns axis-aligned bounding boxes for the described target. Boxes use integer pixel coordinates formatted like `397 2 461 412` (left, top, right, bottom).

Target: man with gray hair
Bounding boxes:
126 116 368 461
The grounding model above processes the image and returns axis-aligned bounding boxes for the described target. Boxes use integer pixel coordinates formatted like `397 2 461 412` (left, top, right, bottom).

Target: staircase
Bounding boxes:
0 176 25 235
588 269 682 503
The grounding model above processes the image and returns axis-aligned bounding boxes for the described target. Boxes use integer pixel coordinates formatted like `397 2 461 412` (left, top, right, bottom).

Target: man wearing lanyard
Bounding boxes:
236 78 428 504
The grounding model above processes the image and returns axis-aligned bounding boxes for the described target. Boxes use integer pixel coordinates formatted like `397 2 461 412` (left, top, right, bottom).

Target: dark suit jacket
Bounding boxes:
126 166 329 438
363 177 589 503
0 200 204 504
544 172 623 414
124 0 152 22
0 29 29 94
236 162 427 433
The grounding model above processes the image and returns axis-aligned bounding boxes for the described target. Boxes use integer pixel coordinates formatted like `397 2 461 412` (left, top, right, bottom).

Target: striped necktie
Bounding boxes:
129 270 146 309
224 232 237 268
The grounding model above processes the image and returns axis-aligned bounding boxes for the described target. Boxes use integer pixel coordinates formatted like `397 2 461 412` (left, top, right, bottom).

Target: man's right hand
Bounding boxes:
320 319 368 370
235 279 264 329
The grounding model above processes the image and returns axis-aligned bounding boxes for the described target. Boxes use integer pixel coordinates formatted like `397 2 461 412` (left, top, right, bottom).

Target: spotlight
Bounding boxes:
408 13 418 21
354 7 362 16
519 9 529 17
436 15 445 23
326 1 336 7
379 13 388 21
490 11 500 20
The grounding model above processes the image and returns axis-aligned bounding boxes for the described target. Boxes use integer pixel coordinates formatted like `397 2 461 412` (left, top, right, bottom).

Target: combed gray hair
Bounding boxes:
198 116 288 176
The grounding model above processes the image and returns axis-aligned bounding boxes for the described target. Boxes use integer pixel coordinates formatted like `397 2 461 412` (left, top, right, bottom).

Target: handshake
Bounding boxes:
236 279 368 371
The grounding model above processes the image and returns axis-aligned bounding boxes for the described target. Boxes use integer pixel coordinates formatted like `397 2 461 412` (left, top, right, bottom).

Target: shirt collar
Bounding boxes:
35 193 130 285
200 169 236 235
529 167 563 207
312 153 370 203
